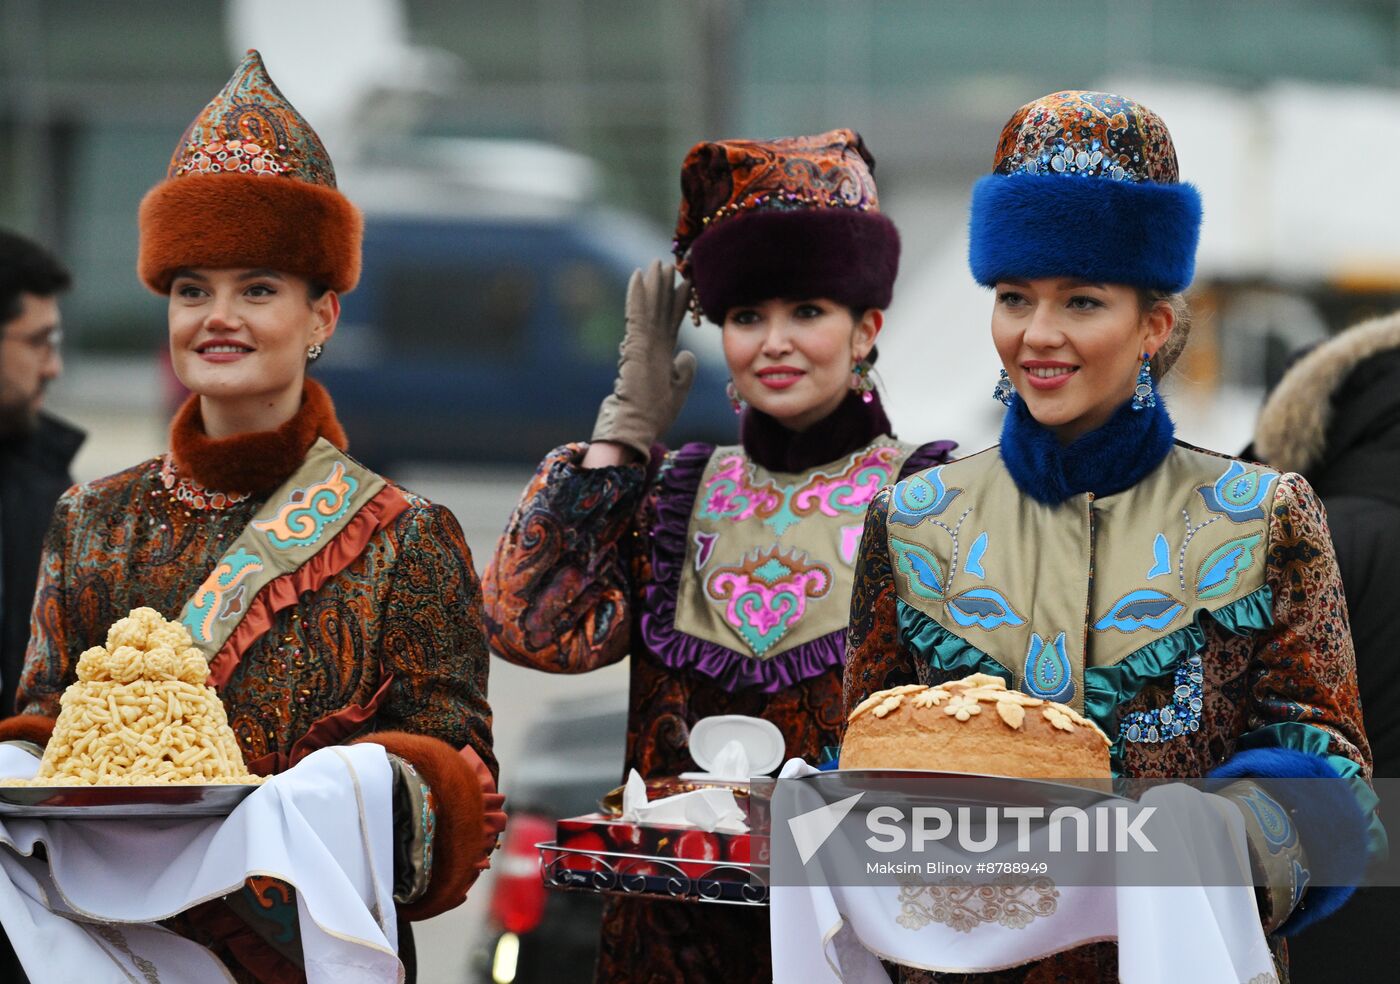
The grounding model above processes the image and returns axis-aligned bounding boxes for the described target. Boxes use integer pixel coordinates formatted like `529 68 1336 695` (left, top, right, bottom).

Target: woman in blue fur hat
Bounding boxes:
842 90 1381 980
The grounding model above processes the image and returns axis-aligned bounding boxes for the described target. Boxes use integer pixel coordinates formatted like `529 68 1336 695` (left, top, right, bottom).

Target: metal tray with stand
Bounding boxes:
536 840 769 906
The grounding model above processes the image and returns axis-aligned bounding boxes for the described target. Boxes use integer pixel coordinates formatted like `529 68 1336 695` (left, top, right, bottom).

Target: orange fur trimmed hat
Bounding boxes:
138 50 362 295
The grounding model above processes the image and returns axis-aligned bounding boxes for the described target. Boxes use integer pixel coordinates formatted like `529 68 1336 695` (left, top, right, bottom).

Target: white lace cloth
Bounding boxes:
0 742 400 984
770 759 1277 984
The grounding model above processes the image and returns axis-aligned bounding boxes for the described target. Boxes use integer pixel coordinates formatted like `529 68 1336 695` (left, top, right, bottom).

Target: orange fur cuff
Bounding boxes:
0 714 56 747
353 731 487 921
138 173 362 294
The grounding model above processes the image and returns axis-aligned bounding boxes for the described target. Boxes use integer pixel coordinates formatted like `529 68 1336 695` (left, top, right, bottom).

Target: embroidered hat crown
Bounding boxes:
672 129 881 270
991 90 1180 184
138 49 362 295
167 49 337 188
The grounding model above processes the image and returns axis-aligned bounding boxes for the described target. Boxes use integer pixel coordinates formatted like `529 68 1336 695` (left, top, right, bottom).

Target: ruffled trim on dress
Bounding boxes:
636 435 954 694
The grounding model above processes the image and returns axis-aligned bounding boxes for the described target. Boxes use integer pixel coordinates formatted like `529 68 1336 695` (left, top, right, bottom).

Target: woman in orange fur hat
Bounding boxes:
0 50 502 983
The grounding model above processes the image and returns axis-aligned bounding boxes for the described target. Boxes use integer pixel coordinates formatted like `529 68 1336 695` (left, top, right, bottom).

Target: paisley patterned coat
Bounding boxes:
6 388 499 981
18 454 495 777
484 408 952 983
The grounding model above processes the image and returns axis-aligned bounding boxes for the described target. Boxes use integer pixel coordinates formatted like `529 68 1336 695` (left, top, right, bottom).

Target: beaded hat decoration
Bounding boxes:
990 90 1179 183
674 129 900 323
138 50 362 295
672 129 880 269
968 90 1201 293
166 49 336 187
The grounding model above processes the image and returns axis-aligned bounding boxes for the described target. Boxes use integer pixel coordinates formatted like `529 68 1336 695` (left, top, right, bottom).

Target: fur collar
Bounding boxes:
170 378 348 494
1000 394 1175 505
740 389 893 472
1254 310 1400 475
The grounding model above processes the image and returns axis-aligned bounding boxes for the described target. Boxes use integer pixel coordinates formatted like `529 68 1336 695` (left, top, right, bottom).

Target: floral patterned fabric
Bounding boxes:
673 129 881 268
990 90 1179 184
18 453 495 777
844 463 1368 981
484 437 950 983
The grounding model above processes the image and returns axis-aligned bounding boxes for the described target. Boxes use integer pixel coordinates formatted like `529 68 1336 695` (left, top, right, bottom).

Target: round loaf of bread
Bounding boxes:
840 673 1111 779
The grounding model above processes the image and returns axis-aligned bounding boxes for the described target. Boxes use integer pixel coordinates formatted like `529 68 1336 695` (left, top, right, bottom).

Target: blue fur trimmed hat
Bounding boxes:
969 91 1201 293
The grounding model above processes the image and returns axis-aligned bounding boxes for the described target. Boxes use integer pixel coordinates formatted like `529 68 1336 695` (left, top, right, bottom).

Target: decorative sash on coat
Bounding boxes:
178 438 410 773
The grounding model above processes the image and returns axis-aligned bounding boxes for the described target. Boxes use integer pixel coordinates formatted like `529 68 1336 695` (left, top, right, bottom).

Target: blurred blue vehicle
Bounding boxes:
312 139 733 469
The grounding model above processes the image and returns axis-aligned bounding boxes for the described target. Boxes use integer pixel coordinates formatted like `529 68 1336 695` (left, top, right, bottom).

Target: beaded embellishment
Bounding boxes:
159 454 252 512
1121 653 1204 743
176 138 286 178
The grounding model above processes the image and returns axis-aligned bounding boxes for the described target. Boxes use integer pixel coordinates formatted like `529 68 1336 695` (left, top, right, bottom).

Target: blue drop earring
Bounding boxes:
1131 353 1156 411
993 368 1015 407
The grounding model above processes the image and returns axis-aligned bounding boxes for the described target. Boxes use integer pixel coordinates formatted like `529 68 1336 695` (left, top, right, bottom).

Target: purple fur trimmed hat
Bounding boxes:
672 129 900 323
969 91 1202 293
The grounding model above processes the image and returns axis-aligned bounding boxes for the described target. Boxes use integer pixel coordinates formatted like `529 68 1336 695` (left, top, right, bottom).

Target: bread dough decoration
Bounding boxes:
842 673 1111 779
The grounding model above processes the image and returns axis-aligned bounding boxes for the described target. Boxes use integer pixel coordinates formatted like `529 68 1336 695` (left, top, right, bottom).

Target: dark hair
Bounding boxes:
0 229 71 326
307 280 331 302
1136 289 1192 381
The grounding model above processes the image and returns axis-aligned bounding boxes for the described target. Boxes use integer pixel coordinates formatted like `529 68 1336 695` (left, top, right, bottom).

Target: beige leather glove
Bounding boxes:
591 260 698 458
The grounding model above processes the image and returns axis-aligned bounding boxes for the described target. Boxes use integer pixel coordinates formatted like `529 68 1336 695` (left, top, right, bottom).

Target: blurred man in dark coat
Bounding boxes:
0 230 82 717
1252 310 1400 979
0 228 82 983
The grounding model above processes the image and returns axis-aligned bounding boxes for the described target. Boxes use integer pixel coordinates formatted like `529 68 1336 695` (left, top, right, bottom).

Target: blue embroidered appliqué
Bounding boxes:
1121 654 1203 743
1022 632 1074 702
889 467 962 527
1197 461 1278 524
1094 589 1185 633
946 588 1024 630
1147 533 1171 579
964 532 989 579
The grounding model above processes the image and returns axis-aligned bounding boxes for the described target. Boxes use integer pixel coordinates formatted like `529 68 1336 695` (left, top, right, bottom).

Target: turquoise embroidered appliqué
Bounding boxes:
888 467 962 527
1197 461 1279 524
250 463 359 549
891 538 946 601
1023 632 1074 702
1195 532 1263 600
705 548 832 656
181 547 265 644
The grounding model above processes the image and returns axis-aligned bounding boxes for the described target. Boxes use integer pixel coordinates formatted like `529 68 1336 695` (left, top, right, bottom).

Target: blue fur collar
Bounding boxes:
1000 394 1175 505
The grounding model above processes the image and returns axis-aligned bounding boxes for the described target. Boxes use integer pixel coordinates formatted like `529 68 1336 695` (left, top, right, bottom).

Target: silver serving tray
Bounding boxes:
0 783 258 819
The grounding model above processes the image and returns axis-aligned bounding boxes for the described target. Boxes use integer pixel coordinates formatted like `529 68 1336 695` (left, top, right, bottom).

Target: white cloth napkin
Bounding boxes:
770 759 1276 983
619 768 748 833
0 742 400 984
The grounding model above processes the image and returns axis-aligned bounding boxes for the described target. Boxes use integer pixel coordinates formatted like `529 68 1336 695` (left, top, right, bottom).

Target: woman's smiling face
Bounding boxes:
721 297 881 432
991 278 1173 441
168 267 337 403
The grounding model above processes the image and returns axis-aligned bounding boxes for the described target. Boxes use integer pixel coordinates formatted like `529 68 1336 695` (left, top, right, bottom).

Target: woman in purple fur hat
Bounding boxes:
483 129 956 982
